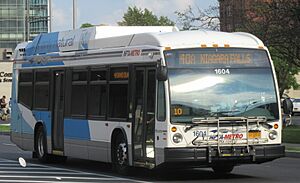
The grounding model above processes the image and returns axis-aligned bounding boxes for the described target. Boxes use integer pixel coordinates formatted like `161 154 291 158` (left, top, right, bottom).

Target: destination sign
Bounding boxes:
165 48 270 68
110 68 129 80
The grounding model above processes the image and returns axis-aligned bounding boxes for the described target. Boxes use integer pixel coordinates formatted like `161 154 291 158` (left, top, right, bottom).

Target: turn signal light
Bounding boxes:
171 126 177 132
274 124 279 129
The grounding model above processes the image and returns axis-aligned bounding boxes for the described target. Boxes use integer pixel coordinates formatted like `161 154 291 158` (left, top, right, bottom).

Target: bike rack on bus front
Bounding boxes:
191 116 268 162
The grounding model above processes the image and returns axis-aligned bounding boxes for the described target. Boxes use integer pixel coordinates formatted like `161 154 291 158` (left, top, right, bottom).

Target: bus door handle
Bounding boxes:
105 123 108 127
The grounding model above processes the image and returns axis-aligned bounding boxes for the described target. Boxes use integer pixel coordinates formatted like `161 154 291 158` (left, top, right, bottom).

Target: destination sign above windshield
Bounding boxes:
165 48 270 68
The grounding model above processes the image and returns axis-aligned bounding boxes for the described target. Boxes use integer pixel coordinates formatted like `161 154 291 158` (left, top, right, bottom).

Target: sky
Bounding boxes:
51 0 218 32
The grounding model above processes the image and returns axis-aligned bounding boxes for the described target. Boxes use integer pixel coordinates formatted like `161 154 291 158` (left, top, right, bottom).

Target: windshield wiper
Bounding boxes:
210 110 240 117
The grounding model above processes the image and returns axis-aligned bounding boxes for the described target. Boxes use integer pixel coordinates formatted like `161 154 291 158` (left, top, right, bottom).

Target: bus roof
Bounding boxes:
15 26 264 60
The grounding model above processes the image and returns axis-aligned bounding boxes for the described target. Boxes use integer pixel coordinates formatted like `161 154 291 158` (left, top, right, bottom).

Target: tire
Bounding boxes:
112 132 130 175
212 164 234 175
35 126 51 163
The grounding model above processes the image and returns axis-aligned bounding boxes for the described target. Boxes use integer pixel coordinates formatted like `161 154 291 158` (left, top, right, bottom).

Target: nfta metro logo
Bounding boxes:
224 134 243 139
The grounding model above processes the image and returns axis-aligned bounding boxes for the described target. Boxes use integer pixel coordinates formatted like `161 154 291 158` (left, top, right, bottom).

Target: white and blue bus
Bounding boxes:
11 26 291 174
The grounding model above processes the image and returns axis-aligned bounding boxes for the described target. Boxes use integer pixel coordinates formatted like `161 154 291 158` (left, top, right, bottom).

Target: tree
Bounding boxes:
243 1 299 64
271 48 300 96
80 23 94 28
176 5 220 30
239 0 300 97
118 6 174 26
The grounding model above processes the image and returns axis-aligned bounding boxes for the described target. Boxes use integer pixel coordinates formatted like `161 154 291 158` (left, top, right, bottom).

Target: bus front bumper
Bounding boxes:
162 145 285 168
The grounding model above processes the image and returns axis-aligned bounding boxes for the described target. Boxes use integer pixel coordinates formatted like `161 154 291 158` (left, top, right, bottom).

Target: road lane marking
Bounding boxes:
0 175 128 180
0 158 151 183
2 143 16 146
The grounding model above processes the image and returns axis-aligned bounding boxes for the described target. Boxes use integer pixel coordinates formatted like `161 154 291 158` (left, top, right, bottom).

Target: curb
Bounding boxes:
285 151 300 158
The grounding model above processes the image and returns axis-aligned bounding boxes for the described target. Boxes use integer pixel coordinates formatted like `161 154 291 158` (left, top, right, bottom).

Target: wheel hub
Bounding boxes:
116 142 127 165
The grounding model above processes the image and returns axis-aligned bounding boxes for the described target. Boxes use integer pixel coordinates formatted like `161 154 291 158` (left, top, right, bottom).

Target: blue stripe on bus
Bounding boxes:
25 32 60 56
64 119 90 140
32 110 52 137
22 61 64 68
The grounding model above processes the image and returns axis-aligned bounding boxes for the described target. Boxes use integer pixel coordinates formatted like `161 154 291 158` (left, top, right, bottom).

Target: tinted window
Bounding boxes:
157 81 166 121
34 71 50 109
34 84 49 109
71 70 88 117
109 84 128 118
19 72 33 82
88 85 107 117
72 71 87 81
36 71 50 82
91 70 106 81
71 85 87 116
19 71 33 108
19 85 32 108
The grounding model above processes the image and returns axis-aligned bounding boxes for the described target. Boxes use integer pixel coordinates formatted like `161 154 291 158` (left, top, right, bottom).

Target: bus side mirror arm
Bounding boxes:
156 58 168 81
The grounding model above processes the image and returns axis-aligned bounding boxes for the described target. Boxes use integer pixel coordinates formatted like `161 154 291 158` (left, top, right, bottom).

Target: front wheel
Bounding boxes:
35 126 51 163
112 133 130 174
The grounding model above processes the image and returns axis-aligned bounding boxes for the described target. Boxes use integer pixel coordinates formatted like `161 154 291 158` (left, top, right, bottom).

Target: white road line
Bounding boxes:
0 158 151 183
0 163 43 167
0 181 67 183
0 171 97 175
0 167 75 171
2 143 16 146
0 175 127 180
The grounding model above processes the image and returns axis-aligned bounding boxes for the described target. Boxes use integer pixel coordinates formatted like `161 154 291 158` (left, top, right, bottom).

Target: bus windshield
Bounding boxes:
165 48 279 123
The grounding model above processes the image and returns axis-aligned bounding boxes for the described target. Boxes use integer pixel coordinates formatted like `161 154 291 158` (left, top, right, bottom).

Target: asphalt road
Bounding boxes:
0 135 300 183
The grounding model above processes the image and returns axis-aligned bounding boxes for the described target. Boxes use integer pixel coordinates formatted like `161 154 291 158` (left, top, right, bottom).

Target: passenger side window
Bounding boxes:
108 67 128 119
19 71 33 108
71 70 88 117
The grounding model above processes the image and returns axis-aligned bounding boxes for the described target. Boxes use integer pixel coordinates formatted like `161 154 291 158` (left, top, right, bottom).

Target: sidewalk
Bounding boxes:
284 143 300 158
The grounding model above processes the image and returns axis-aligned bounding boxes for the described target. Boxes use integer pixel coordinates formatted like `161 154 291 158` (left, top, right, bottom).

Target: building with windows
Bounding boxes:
0 0 48 52
219 0 273 32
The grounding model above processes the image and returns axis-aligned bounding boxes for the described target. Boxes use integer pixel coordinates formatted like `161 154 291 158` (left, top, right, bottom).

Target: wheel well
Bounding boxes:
111 128 124 146
111 128 127 160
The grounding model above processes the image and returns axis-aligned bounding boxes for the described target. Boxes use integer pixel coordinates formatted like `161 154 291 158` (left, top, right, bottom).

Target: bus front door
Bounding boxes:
52 71 65 155
133 67 156 164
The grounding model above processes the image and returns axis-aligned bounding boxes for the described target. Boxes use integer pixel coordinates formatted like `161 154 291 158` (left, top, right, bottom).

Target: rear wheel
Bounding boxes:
112 132 130 174
35 126 51 163
212 164 234 175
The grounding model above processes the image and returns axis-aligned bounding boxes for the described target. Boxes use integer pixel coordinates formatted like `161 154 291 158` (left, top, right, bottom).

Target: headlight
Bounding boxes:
173 133 183 143
269 130 278 140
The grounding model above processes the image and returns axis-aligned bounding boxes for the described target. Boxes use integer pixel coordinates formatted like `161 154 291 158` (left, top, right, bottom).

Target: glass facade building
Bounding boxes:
0 0 48 50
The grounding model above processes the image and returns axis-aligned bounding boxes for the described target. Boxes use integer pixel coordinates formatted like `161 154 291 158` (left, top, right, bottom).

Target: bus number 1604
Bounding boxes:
214 68 230 75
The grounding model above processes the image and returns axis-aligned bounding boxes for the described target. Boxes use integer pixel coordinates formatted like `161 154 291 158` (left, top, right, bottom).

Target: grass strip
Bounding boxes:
0 124 10 132
282 125 300 144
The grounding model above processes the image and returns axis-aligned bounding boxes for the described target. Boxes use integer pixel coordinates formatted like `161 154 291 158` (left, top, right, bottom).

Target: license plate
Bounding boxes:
248 131 261 139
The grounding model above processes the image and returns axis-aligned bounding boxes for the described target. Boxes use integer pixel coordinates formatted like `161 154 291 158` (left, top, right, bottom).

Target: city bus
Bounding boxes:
10 26 291 174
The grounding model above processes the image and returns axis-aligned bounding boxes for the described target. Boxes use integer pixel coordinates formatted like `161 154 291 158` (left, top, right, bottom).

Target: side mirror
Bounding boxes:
156 59 168 81
283 98 293 115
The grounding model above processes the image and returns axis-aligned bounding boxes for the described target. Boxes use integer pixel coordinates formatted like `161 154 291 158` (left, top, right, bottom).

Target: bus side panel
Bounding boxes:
87 120 109 162
17 104 37 151
64 118 89 159
10 67 22 148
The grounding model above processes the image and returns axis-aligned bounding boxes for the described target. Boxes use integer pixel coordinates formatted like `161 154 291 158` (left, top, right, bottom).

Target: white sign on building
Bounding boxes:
0 62 13 100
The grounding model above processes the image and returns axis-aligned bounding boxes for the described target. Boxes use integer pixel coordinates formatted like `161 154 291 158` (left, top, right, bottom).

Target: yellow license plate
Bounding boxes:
248 131 261 139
